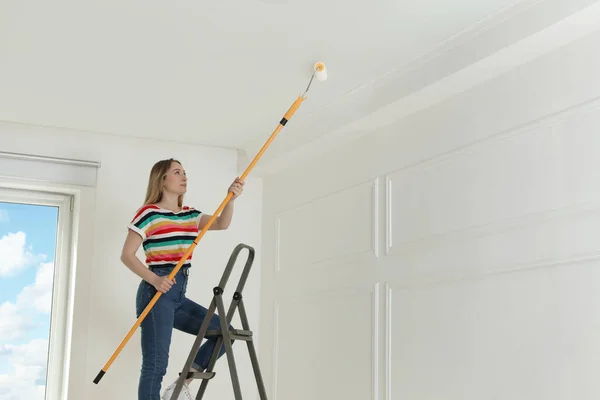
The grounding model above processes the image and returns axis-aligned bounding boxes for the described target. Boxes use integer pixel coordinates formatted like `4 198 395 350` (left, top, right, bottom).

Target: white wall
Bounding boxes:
0 123 264 399
258 27 600 399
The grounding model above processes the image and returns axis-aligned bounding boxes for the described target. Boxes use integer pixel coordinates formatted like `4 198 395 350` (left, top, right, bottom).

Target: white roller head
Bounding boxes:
314 62 327 81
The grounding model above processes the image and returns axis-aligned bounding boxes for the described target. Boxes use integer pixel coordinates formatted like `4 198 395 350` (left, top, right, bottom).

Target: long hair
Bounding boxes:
144 158 183 208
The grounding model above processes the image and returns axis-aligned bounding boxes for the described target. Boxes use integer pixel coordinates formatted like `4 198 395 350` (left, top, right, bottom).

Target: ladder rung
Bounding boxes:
229 334 253 342
206 329 253 337
182 371 216 380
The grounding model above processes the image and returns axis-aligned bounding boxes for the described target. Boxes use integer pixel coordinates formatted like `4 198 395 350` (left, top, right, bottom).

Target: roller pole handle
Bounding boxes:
93 94 305 384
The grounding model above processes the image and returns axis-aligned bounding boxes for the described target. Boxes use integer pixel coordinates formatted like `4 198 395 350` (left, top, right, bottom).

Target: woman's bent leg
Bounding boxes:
174 298 234 371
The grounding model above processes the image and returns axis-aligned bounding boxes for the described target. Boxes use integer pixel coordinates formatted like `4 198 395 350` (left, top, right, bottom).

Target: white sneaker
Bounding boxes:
161 380 194 400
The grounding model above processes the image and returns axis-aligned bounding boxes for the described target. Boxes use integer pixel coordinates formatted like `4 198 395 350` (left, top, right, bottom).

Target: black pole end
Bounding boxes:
93 370 106 384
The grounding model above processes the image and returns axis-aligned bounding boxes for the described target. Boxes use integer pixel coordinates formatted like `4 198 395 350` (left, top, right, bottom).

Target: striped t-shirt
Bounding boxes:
128 204 202 268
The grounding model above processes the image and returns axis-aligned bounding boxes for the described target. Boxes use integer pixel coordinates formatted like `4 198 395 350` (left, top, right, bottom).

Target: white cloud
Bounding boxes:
0 339 48 400
0 232 46 277
1 339 49 369
0 261 54 340
0 302 32 341
0 210 8 224
0 229 54 399
16 262 54 314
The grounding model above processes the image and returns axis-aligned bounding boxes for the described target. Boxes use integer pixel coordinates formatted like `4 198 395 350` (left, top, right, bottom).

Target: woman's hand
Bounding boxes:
151 275 176 293
228 177 245 200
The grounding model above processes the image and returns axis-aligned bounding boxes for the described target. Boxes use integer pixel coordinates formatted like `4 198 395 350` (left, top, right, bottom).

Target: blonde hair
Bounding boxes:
144 158 184 208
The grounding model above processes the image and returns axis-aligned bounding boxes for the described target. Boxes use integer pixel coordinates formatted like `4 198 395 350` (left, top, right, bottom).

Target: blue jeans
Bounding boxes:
135 266 233 400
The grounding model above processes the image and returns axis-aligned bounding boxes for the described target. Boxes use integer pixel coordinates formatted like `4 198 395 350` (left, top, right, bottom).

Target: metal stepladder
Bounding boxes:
168 243 268 400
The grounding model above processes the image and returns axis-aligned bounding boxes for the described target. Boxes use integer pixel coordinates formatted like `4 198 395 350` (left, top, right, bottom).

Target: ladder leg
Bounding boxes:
238 299 268 399
196 334 224 399
216 294 243 399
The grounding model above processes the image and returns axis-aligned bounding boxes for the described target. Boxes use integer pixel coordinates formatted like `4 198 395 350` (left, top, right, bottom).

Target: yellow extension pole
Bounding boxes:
93 94 306 384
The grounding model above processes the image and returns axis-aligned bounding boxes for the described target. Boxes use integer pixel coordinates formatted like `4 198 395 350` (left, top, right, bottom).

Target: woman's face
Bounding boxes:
163 161 187 195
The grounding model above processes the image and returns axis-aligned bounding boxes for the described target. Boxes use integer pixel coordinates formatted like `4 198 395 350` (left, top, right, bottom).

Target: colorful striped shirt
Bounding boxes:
128 204 202 268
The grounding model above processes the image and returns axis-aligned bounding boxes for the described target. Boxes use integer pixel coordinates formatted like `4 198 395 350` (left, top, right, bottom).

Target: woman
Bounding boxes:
120 158 244 400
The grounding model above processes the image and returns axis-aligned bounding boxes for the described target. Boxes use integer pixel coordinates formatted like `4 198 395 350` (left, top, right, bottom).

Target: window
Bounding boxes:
0 150 99 400
0 187 74 400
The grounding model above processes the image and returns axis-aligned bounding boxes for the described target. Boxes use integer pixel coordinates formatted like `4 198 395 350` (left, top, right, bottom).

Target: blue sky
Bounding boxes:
0 203 57 305
0 201 58 398
0 202 58 304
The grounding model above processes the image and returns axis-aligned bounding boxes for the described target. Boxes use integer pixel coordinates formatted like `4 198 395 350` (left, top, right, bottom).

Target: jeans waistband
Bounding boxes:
150 265 190 276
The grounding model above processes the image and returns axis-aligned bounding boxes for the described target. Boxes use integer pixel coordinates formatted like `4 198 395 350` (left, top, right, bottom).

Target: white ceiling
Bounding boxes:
1 0 596 169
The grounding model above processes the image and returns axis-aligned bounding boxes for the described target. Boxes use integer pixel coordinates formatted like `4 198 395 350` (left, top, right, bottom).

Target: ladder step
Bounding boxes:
182 371 216 380
230 334 253 342
206 329 253 337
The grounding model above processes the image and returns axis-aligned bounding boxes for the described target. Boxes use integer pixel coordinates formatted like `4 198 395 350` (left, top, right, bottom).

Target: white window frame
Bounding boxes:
0 181 77 400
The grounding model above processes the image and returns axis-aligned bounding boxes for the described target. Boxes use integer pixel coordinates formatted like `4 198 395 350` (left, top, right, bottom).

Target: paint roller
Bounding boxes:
93 61 327 385
314 62 327 81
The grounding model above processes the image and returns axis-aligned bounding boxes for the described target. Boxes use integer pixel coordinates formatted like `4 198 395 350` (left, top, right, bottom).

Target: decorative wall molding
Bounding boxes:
274 178 380 273
383 95 600 254
271 283 381 399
